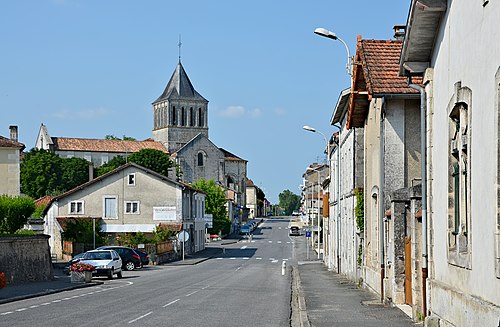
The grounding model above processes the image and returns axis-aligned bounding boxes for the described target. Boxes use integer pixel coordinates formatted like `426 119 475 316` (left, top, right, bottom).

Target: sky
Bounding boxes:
1 0 411 203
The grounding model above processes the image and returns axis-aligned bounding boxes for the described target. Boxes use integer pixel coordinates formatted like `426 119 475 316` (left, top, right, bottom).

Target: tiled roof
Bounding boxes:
51 137 168 154
220 148 247 162
347 37 422 129
35 195 53 207
0 136 24 149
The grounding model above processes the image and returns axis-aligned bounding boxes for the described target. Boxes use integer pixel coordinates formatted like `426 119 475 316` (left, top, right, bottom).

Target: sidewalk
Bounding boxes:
292 239 419 327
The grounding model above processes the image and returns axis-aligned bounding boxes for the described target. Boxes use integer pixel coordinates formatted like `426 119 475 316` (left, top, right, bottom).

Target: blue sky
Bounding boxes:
1 0 410 203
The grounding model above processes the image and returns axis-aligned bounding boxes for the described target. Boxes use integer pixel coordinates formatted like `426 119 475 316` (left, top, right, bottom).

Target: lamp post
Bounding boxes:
314 27 352 76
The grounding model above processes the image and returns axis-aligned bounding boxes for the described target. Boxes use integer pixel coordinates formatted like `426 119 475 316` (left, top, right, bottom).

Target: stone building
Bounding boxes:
0 126 24 196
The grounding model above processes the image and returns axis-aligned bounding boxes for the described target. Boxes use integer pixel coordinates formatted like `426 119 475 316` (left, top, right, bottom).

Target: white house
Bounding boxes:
43 163 206 260
400 0 500 325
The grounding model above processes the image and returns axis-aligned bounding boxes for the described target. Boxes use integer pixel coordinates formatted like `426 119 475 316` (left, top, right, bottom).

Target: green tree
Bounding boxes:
104 134 136 141
0 195 36 234
95 155 127 176
256 186 265 214
21 149 64 198
62 219 104 244
127 149 177 177
278 189 300 215
192 179 229 235
61 157 90 191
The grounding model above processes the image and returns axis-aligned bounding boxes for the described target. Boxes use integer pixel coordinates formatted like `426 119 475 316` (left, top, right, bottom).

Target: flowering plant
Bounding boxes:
0 272 6 288
69 262 96 272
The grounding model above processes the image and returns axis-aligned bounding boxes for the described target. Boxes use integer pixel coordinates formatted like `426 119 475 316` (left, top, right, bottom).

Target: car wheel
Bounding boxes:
125 261 135 271
108 268 113 279
117 270 123 279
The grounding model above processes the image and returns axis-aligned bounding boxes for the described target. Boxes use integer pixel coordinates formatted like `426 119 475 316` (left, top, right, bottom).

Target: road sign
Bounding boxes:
177 230 189 242
204 214 213 228
309 226 322 232
305 231 311 238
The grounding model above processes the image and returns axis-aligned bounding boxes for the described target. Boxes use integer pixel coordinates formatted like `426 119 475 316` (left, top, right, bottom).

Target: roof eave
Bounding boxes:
330 88 351 125
399 0 447 76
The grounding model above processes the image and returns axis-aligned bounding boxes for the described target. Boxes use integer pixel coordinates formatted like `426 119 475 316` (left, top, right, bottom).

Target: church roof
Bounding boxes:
153 62 208 103
51 137 168 154
220 148 247 162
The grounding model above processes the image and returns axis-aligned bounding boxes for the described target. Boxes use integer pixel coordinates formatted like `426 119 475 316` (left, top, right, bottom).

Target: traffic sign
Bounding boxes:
305 231 311 238
177 230 190 242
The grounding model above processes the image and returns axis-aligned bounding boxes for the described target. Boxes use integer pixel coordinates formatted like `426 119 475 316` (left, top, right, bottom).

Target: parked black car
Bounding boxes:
96 246 142 271
134 249 150 267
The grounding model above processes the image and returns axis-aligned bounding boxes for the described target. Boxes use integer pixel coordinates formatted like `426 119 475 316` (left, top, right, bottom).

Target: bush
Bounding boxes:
0 195 36 234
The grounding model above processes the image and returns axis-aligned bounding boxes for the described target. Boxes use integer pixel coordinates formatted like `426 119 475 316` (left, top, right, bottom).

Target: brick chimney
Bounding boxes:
9 125 18 142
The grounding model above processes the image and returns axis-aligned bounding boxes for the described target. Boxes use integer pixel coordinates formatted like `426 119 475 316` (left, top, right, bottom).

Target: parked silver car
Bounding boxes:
79 249 123 279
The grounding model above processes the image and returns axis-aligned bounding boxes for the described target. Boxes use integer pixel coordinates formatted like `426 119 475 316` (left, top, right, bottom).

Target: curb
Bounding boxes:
291 266 311 327
0 281 104 305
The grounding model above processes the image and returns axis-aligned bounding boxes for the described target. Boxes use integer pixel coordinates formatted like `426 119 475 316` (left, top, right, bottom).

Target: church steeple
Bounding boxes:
152 62 209 153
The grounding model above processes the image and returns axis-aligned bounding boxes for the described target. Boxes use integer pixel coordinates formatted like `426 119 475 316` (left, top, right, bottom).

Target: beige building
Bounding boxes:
245 179 258 219
43 163 206 260
0 126 24 196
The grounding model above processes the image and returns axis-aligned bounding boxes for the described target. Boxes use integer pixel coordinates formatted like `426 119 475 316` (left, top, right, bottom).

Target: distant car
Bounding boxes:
79 249 122 279
292 211 300 216
289 226 301 236
97 246 142 271
239 225 251 235
134 249 150 267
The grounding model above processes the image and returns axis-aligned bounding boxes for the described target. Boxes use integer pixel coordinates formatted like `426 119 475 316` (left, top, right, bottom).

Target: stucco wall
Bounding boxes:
0 235 53 285
428 1 500 324
0 148 21 196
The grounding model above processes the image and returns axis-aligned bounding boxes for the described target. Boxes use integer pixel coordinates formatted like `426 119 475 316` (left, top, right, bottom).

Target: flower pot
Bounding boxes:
71 271 85 283
84 271 92 283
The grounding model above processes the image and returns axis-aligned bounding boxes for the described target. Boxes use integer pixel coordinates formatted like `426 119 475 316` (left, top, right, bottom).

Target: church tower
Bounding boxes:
152 62 209 153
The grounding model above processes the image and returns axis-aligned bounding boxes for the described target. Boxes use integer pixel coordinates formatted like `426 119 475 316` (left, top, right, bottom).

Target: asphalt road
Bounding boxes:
0 218 294 327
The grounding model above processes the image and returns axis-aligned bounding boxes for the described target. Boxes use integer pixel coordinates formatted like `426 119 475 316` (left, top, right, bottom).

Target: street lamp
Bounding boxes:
314 27 352 76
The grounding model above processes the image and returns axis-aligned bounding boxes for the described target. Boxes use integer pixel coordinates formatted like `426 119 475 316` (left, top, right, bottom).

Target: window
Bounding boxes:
198 108 204 127
447 82 472 268
103 196 117 219
197 152 204 166
69 201 84 214
125 201 140 214
190 107 195 126
171 106 177 125
181 107 186 126
128 173 136 186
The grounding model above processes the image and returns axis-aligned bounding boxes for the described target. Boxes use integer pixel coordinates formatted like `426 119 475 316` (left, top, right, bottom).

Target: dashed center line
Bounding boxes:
128 311 153 324
185 290 200 297
163 299 180 307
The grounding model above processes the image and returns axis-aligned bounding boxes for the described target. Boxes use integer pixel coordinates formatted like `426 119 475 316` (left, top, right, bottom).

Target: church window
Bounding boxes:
181 107 186 126
190 107 195 126
198 108 204 127
172 106 177 126
447 82 472 268
197 152 204 166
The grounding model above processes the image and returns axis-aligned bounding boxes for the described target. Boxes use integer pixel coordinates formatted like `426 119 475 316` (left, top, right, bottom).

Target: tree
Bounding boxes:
104 134 136 141
192 179 230 235
95 155 127 176
278 189 300 216
62 218 104 244
21 149 90 199
127 149 176 177
0 195 36 234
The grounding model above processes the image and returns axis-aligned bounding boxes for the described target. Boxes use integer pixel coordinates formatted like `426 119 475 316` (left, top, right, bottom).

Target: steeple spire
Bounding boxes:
178 34 182 63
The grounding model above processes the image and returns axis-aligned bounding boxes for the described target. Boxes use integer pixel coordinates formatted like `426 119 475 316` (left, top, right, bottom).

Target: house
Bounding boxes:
245 179 258 219
326 88 365 282
400 0 500 324
0 126 24 196
43 162 206 260
35 123 168 169
347 33 423 312
153 61 248 223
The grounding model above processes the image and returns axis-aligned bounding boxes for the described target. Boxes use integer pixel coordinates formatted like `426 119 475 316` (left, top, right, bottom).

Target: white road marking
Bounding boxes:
216 257 223 260
251 240 255 243
0 312 13 315
29 305 39 309
240 246 247 250
283 258 289 261
128 311 153 324
269 258 275 261
235 267 242 272
201 285 210 290
52 300 61 303
272 260 279 263
15 308 27 312
279 227 282 229
277 241 282 244
40 302 51 306
163 299 180 307
256 257 262 260
243 257 249 260
185 290 199 297
268 241 273 243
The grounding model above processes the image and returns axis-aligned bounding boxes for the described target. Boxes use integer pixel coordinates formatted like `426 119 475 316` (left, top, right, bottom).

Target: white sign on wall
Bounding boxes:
153 206 177 221
204 214 213 228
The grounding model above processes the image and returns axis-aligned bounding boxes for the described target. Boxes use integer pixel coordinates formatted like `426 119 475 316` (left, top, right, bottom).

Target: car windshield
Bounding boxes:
84 251 112 260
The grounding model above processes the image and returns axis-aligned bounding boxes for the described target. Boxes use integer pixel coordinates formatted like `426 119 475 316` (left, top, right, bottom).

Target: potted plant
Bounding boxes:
0 272 6 288
69 262 95 283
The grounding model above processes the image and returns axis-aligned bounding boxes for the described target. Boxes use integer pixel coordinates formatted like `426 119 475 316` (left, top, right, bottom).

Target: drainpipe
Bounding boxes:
379 98 386 302
409 82 427 317
333 123 341 274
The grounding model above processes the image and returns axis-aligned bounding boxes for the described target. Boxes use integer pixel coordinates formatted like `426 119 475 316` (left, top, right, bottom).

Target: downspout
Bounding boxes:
379 97 386 302
333 123 341 274
409 82 428 317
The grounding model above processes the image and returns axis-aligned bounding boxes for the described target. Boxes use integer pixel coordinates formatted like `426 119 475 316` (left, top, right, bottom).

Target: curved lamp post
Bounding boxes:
314 27 352 76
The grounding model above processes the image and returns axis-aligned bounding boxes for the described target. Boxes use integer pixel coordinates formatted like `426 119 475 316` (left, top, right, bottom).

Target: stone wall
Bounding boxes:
0 235 53 285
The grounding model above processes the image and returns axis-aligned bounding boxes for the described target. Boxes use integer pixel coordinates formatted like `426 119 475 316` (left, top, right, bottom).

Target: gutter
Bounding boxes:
379 98 386 302
409 82 428 317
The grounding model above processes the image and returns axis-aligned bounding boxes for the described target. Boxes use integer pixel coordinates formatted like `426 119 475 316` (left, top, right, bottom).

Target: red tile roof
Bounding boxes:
0 136 24 149
347 37 422 129
35 195 53 207
51 137 168 154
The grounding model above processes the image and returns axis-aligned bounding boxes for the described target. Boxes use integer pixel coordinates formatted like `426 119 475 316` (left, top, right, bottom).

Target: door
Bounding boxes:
404 236 412 305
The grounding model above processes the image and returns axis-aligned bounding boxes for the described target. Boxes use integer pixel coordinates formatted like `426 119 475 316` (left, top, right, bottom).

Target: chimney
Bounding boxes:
393 25 406 41
9 125 18 142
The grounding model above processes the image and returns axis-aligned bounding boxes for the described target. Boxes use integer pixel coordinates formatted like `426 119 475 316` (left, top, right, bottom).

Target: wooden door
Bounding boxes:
404 236 412 305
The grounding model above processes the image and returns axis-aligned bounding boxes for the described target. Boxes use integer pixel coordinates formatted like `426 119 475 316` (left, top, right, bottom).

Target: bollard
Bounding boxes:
282 260 286 276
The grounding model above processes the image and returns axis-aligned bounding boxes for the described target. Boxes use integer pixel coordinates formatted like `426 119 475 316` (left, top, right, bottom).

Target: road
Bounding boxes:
0 218 295 327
